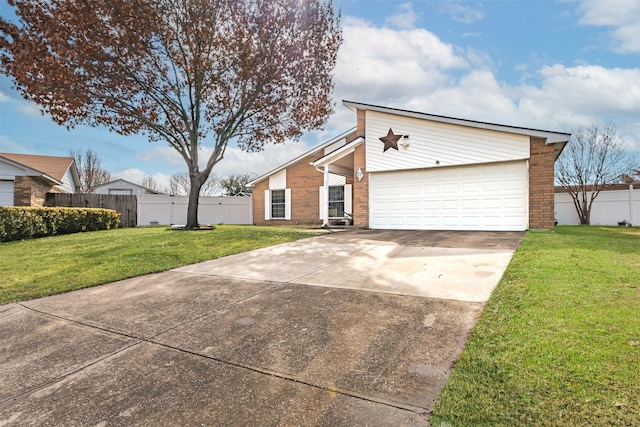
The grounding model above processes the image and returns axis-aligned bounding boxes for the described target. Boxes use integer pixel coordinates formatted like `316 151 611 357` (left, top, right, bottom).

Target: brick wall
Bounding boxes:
529 137 556 228
13 176 60 207
252 151 325 226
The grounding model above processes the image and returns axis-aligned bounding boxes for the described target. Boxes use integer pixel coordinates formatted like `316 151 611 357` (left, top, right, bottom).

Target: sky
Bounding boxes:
1 0 639 191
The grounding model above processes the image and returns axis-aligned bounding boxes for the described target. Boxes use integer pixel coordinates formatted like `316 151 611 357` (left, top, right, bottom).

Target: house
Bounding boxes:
0 152 80 207
91 179 165 196
249 101 571 231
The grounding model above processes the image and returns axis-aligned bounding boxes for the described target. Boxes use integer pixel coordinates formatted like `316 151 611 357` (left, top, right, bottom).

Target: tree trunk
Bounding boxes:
579 200 590 225
186 173 202 229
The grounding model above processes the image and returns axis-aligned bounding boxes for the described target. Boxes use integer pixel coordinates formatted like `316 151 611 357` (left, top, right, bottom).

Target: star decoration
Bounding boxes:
379 128 403 152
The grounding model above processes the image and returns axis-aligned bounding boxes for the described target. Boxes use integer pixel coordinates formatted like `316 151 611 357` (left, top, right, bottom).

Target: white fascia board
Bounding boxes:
311 136 364 168
247 127 357 187
342 100 571 144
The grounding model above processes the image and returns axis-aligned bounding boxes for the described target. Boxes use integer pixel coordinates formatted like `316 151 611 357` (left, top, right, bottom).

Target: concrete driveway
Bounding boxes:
0 230 523 426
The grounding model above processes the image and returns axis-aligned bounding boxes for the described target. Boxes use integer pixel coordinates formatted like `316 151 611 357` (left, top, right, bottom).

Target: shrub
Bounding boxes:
0 207 120 242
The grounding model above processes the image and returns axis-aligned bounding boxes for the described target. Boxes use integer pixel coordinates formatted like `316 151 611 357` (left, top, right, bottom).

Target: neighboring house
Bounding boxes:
249 100 571 231
0 152 80 207
91 179 165 196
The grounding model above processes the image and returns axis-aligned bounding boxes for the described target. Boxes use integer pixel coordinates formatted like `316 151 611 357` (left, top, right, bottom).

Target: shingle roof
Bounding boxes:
0 152 75 181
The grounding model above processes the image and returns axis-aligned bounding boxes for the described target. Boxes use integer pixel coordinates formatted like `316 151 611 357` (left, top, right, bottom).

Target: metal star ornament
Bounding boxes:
379 128 403 152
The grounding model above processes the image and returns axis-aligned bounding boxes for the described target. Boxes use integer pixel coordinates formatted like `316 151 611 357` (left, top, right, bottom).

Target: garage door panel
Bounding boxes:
0 181 14 206
370 161 528 231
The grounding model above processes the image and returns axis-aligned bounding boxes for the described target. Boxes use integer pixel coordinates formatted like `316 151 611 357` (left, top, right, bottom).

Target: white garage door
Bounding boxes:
0 180 14 206
370 161 528 231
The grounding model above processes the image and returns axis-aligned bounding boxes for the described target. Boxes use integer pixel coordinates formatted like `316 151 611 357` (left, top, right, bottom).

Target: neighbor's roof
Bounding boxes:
343 100 572 144
0 152 76 185
248 127 357 186
91 178 166 194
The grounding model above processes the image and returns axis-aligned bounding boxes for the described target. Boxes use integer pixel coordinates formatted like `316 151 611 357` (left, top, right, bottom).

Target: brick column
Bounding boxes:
529 137 556 228
352 109 369 228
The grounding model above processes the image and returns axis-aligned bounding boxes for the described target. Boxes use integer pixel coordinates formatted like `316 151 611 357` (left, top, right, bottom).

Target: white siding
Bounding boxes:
328 174 346 185
324 138 347 155
0 161 26 179
366 111 530 173
0 180 14 206
269 170 286 189
56 169 76 193
369 161 528 231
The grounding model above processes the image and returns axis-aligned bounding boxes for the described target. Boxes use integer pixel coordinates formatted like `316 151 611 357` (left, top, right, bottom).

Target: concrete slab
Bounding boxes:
22 271 279 338
0 304 136 403
154 284 484 410
0 343 429 426
176 230 523 302
175 239 378 283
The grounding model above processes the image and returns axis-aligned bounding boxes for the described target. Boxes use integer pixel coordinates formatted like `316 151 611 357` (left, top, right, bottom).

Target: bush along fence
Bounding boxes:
0 207 120 242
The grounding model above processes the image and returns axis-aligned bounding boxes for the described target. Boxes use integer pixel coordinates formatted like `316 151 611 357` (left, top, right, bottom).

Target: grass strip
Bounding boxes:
430 226 640 426
0 225 319 304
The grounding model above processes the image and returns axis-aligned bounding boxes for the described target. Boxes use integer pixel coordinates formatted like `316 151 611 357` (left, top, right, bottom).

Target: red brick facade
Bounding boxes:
253 151 326 226
352 109 368 227
528 137 557 229
13 176 58 207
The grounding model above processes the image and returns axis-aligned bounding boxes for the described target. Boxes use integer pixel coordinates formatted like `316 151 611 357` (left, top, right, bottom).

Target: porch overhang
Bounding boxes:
310 136 364 177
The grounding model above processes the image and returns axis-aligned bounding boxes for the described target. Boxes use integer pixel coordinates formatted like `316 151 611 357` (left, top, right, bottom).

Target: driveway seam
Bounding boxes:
146 338 429 414
14 294 428 415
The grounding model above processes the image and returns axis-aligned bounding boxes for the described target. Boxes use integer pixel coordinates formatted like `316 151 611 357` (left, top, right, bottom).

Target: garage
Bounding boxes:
369 161 528 231
0 180 14 206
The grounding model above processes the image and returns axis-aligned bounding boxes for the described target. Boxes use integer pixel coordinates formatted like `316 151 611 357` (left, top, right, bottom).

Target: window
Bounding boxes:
328 186 344 218
271 189 286 219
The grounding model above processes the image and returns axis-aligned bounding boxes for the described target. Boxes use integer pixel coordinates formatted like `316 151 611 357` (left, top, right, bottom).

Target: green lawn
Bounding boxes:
0 225 319 304
430 226 640 426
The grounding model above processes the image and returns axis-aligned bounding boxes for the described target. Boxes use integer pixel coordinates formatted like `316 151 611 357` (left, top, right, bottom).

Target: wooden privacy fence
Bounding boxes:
45 193 137 227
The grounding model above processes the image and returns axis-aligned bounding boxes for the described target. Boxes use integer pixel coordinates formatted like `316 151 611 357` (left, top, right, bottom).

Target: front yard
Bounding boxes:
2 224 637 425
431 226 640 426
0 225 318 304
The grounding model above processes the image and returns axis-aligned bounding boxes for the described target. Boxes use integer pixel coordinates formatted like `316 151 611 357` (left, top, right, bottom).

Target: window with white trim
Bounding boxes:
271 189 286 219
328 186 344 218
264 188 291 220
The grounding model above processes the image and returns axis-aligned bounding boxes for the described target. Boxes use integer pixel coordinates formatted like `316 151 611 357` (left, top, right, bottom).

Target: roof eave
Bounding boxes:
247 127 357 187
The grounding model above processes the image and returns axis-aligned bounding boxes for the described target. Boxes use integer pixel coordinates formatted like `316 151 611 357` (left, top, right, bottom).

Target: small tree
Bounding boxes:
220 173 253 196
70 147 113 193
1 0 341 229
555 123 638 224
169 171 221 196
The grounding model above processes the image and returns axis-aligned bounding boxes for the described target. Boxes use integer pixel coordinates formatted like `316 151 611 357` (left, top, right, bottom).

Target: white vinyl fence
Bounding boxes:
137 195 252 226
555 185 638 226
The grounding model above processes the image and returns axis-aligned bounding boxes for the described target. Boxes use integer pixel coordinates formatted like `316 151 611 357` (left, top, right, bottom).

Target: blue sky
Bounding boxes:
1 0 639 190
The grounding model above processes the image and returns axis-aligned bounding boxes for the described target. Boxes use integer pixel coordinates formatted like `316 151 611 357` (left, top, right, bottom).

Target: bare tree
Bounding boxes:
220 173 253 196
169 171 221 196
1 0 341 228
139 174 161 192
555 123 638 224
70 147 113 193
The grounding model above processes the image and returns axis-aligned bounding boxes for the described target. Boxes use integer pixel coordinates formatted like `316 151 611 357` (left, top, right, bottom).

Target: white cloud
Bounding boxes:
385 2 419 29
333 17 468 105
439 1 484 24
134 138 315 180
114 168 172 192
17 102 41 117
577 0 640 52
0 90 9 103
